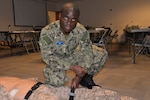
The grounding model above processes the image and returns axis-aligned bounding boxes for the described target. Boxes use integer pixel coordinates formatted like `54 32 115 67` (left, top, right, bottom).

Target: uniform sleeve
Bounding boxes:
78 30 94 69
79 29 108 71
39 27 57 65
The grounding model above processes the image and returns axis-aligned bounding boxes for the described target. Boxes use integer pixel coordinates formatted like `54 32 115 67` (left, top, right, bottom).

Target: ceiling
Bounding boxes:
45 0 80 3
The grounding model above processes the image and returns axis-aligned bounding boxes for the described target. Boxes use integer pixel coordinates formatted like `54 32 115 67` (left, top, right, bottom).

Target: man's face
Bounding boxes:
60 9 79 34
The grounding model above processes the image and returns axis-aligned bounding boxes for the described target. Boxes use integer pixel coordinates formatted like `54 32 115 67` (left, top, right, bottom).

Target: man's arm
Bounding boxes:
39 27 59 65
69 28 93 88
78 30 94 69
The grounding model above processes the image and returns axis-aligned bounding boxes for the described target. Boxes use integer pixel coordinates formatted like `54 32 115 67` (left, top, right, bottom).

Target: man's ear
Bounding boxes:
59 12 62 19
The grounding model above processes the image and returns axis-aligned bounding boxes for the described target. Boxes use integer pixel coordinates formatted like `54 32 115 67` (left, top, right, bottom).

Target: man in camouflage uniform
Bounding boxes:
39 3 107 88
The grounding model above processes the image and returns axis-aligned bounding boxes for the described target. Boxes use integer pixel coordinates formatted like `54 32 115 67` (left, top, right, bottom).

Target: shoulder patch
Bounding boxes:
81 32 88 41
43 36 52 44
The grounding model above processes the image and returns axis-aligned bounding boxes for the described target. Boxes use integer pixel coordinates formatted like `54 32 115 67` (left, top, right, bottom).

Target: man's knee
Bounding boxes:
43 67 67 86
44 73 67 86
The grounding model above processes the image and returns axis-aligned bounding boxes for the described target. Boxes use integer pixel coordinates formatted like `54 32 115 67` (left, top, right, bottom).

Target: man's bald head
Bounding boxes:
61 3 80 17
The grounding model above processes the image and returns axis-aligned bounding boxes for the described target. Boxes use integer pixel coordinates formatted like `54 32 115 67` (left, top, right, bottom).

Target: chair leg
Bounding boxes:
31 41 36 52
24 43 29 54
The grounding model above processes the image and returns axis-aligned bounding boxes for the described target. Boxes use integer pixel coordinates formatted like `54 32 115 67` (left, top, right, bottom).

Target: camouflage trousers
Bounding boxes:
44 45 108 86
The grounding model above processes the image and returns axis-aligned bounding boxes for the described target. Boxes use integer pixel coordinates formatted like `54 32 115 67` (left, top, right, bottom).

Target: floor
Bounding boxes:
0 44 150 100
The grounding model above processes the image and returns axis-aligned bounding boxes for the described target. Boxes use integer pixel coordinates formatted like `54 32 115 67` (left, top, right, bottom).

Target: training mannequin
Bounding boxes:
0 76 137 100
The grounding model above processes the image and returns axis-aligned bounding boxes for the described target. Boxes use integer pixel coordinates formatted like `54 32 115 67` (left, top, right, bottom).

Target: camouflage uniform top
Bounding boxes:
39 20 94 70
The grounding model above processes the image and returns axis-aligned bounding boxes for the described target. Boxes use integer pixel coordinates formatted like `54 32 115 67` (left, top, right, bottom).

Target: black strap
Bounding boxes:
69 87 75 100
24 82 43 100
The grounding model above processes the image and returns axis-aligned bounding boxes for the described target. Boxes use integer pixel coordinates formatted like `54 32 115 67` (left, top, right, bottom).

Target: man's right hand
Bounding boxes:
71 75 81 88
70 65 87 88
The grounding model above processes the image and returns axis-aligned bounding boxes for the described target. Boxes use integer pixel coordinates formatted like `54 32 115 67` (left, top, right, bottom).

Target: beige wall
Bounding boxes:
0 0 15 31
48 0 150 43
48 11 56 24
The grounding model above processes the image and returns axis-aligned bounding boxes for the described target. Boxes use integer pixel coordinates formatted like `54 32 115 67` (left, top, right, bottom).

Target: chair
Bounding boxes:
130 34 150 63
22 33 36 54
32 31 40 51
93 29 109 50
106 30 118 49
